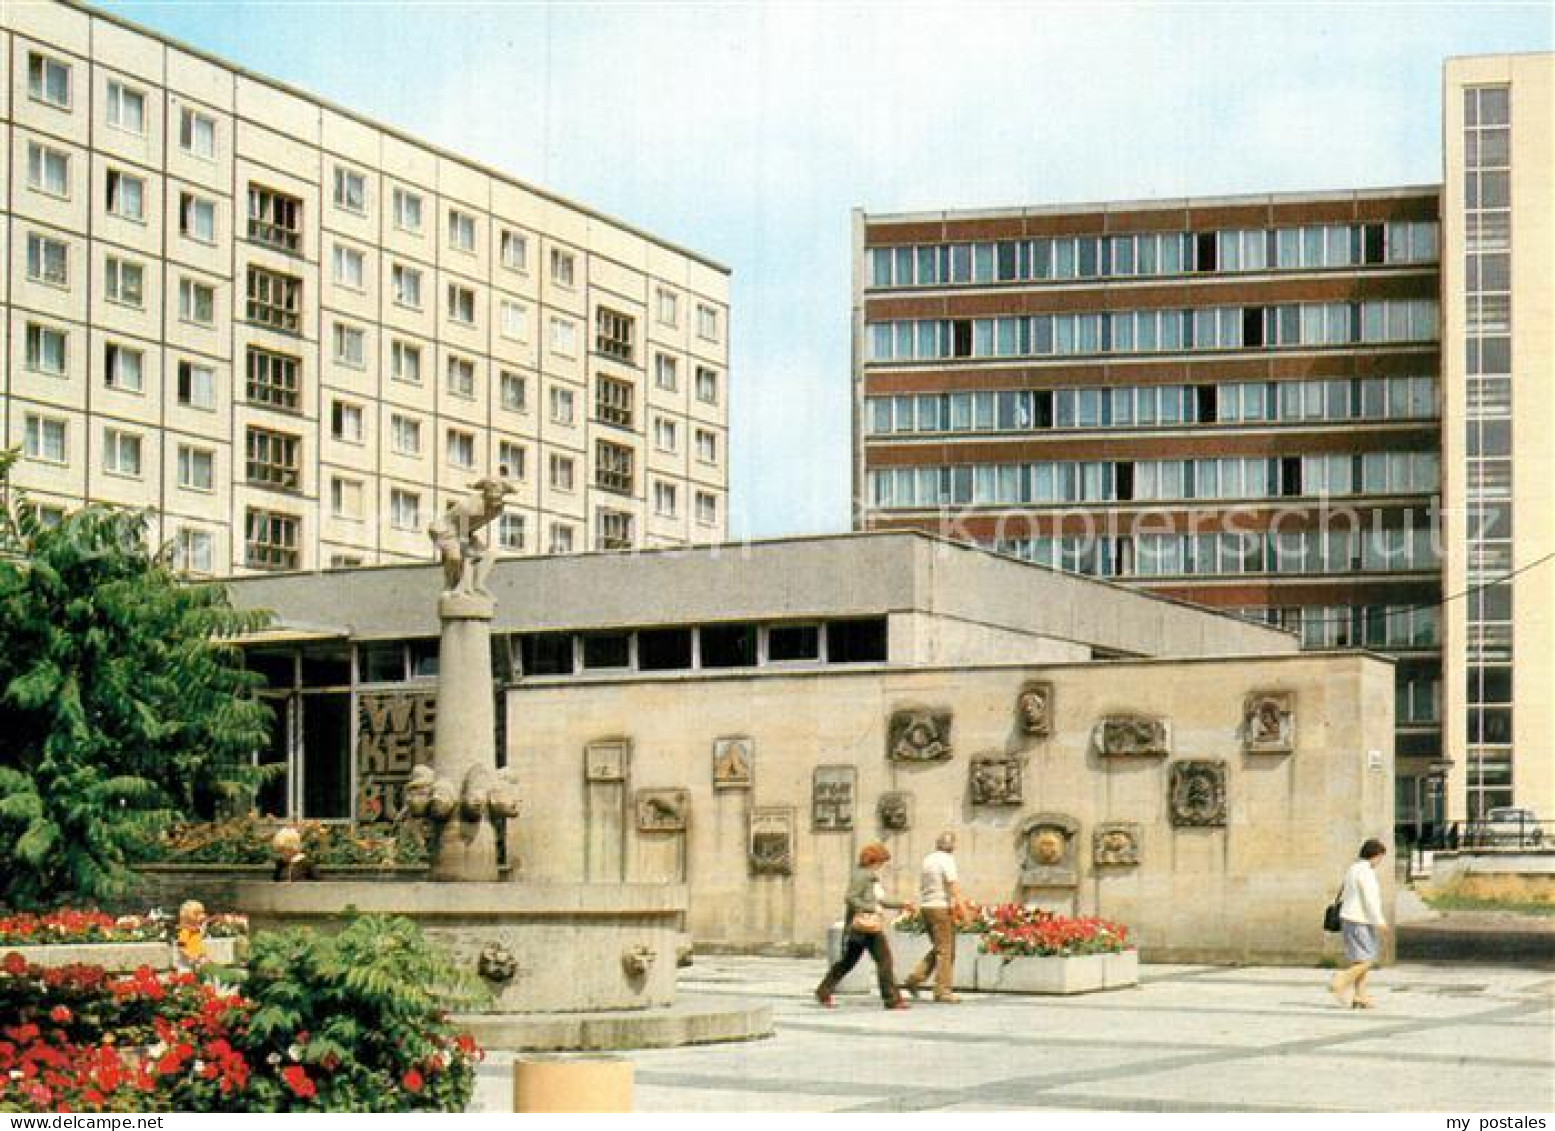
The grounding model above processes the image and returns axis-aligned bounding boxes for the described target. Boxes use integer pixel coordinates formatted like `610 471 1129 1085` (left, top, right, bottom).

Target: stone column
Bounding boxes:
431 590 500 881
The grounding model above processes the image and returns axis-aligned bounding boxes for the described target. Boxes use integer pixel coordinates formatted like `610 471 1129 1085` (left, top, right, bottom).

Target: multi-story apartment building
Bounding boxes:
852 188 1447 827
1442 54 1554 823
1 0 731 575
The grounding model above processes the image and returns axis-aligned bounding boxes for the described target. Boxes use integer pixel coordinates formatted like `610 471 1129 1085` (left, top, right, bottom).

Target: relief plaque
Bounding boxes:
635 787 689 833
888 708 953 762
1017 813 1080 888
969 751 1023 806
812 765 856 831
1092 822 1142 866
1016 682 1054 738
1094 715 1171 757
1169 761 1228 827
749 807 795 876
584 738 629 783
712 736 754 789
1242 692 1295 755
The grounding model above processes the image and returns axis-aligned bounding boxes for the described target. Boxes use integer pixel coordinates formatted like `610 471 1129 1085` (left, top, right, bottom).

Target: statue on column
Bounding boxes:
428 476 516 598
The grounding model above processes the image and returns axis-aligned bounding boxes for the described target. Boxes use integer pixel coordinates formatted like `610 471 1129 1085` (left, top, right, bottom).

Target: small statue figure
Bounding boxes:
428 476 516 597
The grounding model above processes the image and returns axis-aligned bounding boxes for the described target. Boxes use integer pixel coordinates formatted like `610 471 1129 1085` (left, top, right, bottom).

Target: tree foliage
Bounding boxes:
0 451 273 907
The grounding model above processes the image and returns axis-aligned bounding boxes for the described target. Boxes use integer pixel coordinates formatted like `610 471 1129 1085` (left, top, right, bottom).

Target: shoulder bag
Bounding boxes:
849 910 884 935
1322 887 1344 933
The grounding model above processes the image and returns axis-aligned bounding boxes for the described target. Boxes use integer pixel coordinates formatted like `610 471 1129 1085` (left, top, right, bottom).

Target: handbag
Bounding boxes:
849 910 884 935
1322 888 1343 933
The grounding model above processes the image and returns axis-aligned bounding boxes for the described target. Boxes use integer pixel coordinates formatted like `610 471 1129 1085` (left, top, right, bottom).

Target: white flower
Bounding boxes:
266 1052 282 1066
288 1044 303 1062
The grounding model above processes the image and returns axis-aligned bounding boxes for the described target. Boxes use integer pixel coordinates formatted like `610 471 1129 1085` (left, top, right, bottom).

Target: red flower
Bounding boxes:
48 1006 72 1024
282 1065 317 1099
402 1068 425 1094
2 952 27 977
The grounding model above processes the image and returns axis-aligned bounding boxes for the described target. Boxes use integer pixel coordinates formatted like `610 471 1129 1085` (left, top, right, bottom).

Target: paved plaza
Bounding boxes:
470 955 1555 1113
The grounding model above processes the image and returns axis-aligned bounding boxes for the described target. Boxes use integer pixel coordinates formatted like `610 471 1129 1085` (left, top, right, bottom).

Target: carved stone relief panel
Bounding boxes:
1016 812 1080 888
749 806 795 876
712 736 754 789
1094 715 1171 757
584 738 630 783
1017 682 1054 738
635 788 689 833
888 708 953 762
878 791 912 832
969 751 1023 806
813 765 856 831
1242 691 1295 754
1092 822 1142 866
1169 761 1228 827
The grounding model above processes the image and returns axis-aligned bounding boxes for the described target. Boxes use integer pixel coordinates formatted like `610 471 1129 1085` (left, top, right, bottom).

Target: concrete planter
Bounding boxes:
886 928 979 992
1 936 243 972
973 948 1138 994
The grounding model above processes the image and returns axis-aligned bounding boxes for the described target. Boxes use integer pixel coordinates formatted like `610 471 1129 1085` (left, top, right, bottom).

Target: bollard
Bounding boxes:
513 1055 633 1113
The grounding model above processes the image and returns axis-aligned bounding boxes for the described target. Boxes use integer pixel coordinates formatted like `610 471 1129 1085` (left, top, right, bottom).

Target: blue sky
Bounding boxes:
102 1 1552 539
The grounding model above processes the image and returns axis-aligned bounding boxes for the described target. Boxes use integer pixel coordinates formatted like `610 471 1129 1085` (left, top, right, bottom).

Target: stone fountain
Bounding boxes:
232 477 769 1050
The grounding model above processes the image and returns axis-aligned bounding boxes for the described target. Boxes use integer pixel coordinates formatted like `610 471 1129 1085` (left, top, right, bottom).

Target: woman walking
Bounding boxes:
1330 838 1391 1008
815 843 911 1010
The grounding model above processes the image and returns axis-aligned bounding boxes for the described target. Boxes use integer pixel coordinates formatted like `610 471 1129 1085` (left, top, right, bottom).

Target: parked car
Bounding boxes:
1481 807 1543 848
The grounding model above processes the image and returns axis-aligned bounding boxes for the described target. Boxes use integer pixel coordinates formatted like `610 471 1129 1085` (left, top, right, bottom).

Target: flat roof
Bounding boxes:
50 0 729 275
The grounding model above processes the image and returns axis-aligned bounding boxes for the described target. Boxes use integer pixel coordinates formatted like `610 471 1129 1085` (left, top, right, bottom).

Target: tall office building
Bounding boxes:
853 189 1446 826
1442 54 1554 822
1 0 731 576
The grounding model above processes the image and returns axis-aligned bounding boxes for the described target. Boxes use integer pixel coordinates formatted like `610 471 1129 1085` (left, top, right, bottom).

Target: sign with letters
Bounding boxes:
356 690 436 822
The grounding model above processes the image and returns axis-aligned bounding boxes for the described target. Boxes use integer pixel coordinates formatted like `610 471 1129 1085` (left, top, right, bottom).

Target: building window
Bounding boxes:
390 488 421 531
177 360 216 410
391 414 422 456
104 343 144 393
23 415 67 464
330 554 363 569
391 340 422 385
391 263 422 308
595 375 634 428
498 511 526 550
499 370 528 413
653 417 678 452
696 491 718 526
447 428 476 469
654 480 678 517
27 52 71 108
695 428 718 464
26 142 70 197
103 428 143 478
332 244 366 290
180 193 216 244
447 356 476 399
246 347 300 410
333 166 367 214
179 278 216 327
696 303 720 341
177 444 214 492
595 307 635 362
332 322 366 369
25 324 67 376
104 256 145 308
447 284 476 325
498 440 526 479
106 169 145 221
595 440 634 495
550 247 575 287
105 79 146 133
246 266 301 332
331 400 364 444
330 476 364 520
25 233 68 287
245 508 299 571
549 317 577 356
500 229 528 271
695 366 720 405
654 354 678 392
549 454 575 492
174 528 214 575
392 186 422 232
500 300 529 341
656 287 679 326
549 386 576 426
245 427 300 490
548 523 574 554
178 107 217 159
596 509 634 551
248 186 301 252
447 209 476 252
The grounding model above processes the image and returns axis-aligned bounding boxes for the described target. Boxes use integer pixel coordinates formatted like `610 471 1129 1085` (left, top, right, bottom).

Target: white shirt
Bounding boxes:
919 849 959 908
1339 859 1386 927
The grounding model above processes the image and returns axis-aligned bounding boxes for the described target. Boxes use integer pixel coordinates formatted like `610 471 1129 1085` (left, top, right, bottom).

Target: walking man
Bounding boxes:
904 831 965 1003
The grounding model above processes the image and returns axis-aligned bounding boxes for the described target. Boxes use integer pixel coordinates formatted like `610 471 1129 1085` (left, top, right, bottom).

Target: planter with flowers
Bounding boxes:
971 905 1136 994
0 910 248 972
884 907 985 992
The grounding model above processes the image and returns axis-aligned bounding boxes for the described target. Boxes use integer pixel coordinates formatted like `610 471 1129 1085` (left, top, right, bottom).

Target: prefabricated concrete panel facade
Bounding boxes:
507 650 1394 964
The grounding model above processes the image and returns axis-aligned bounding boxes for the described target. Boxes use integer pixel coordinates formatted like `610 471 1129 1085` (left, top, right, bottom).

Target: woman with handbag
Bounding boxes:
1329 838 1391 1008
815 842 911 1010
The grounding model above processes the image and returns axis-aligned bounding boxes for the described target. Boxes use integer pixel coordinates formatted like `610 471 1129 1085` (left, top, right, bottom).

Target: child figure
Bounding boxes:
176 899 208 972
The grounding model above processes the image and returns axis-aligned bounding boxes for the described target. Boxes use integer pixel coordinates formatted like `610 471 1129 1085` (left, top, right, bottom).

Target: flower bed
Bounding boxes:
0 911 248 948
132 818 428 870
